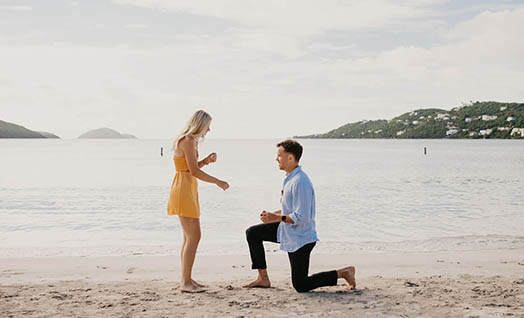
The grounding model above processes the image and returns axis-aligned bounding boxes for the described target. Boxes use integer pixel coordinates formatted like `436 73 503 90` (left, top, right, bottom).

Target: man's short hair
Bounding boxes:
277 139 303 162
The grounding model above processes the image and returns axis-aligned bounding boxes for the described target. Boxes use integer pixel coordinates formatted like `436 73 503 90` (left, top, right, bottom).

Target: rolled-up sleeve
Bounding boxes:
287 181 313 226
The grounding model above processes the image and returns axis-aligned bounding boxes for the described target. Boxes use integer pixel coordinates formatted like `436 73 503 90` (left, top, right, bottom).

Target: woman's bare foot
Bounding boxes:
192 279 206 288
338 266 356 290
242 278 271 288
180 283 206 293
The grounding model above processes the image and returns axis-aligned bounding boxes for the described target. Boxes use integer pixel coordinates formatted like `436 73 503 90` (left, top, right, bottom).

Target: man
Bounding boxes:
243 139 356 292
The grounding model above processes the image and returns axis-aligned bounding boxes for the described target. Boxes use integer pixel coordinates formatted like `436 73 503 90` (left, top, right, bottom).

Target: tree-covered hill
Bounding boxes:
0 120 59 138
78 128 137 139
297 102 524 139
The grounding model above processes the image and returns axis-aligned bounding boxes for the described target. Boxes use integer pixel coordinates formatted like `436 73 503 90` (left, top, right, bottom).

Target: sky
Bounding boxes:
1 0 524 139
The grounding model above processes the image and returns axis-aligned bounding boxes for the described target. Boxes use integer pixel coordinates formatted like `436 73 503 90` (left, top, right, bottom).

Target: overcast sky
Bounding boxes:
1 0 524 139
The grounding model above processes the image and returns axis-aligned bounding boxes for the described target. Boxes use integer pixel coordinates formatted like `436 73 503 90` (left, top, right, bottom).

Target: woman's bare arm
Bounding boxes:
180 137 227 188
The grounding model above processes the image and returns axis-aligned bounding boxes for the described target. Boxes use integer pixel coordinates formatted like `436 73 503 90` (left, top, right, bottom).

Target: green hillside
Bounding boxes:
0 120 59 138
297 101 524 139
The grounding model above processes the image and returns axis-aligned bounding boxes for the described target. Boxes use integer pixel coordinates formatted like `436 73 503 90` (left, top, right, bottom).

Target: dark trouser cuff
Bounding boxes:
251 264 267 270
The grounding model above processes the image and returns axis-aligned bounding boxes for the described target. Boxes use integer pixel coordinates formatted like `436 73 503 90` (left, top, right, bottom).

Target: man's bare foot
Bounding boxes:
242 278 271 288
180 283 206 293
192 279 206 288
338 266 356 290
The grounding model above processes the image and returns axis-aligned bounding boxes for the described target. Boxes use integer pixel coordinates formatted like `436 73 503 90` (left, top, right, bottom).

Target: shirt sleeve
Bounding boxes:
287 180 313 226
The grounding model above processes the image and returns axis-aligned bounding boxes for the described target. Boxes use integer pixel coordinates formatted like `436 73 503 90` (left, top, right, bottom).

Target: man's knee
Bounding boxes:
246 225 263 243
291 279 310 293
292 280 309 293
245 226 255 241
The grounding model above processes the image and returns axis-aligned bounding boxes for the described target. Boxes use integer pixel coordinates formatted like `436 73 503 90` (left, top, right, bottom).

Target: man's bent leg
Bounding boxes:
288 242 338 293
243 222 279 288
245 222 279 269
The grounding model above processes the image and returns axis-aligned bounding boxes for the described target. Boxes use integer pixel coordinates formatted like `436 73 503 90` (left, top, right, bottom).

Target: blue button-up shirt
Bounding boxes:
277 166 319 253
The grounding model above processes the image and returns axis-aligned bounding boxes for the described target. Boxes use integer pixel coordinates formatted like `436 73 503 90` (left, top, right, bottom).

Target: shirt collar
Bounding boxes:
284 165 302 181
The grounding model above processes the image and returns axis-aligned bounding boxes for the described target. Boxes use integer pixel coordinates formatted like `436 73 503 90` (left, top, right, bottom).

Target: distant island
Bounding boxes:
0 120 60 138
296 101 524 139
78 128 137 139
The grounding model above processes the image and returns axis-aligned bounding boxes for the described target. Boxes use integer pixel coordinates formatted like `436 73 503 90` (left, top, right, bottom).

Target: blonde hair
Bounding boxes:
173 110 212 151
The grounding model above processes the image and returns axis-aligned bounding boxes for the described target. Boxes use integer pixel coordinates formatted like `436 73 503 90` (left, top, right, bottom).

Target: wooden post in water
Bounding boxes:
161 147 163 157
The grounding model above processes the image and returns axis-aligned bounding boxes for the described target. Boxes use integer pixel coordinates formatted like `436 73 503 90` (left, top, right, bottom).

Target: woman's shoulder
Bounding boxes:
178 135 196 146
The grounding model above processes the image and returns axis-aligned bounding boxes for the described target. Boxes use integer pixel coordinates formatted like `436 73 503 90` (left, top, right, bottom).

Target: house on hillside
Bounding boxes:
482 115 497 121
436 113 450 120
480 129 493 136
446 129 459 136
511 128 524 137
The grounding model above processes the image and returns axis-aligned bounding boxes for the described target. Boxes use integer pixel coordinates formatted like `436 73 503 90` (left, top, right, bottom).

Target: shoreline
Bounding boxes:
1 248 523 284
2 233 523 259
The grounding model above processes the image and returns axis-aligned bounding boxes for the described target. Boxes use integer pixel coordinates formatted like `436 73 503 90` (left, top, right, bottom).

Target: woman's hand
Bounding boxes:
205 152 217 165
216 180 229 191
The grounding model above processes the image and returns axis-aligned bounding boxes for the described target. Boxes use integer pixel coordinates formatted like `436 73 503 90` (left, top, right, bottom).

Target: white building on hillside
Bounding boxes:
482 115 497 121
480 128 493 136
511 128 524 137
446 129 459 136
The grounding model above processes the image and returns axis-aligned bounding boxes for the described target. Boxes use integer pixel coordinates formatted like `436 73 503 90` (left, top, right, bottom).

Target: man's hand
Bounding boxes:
260 210 279 223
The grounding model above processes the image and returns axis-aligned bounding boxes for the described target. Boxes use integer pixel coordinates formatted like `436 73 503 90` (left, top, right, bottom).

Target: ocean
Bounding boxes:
1 139 523 257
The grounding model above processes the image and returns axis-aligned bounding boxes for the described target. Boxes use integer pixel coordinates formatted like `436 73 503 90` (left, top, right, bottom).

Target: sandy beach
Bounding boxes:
1 248 523 317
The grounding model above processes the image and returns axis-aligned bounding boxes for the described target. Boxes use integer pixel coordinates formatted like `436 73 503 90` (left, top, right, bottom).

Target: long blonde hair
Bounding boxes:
173 110 212 151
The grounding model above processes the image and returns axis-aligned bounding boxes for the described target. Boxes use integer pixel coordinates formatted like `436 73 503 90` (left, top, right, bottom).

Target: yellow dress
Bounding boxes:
167 156 200 218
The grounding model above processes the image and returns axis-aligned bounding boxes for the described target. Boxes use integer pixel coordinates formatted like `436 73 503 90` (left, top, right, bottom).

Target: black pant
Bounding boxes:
245 222 338 293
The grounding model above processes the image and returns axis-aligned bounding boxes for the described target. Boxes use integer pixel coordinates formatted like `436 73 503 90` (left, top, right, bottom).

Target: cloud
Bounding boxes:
113 0 445 35
0 5 32 11
124 24 149 29
109 0 451 59
0 3 523 138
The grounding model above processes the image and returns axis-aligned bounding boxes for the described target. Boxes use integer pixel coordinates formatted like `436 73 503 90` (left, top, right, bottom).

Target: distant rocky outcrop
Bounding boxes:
78 128 137 139
0 120 60 138
296 101 524 139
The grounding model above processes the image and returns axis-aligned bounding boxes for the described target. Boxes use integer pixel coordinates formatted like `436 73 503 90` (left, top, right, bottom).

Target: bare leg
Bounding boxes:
180 234 207 287
337 266 356 290
180 234 205 288
178 216 205 293
242 269 271 288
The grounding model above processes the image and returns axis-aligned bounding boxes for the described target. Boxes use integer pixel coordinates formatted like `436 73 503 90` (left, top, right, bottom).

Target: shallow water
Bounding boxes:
1 139 523 257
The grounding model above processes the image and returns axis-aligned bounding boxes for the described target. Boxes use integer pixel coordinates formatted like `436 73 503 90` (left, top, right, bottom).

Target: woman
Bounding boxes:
168 110 229 293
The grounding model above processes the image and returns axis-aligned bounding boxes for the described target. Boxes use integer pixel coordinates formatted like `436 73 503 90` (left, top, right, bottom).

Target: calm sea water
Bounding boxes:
1 139 523 257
